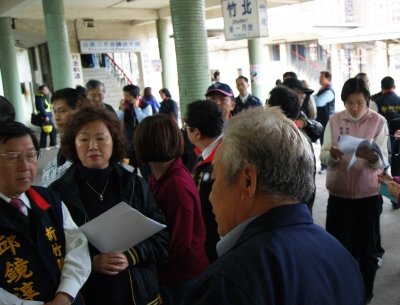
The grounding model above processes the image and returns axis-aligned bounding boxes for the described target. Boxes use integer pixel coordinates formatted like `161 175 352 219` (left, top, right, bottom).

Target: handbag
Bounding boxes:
31 113 42 126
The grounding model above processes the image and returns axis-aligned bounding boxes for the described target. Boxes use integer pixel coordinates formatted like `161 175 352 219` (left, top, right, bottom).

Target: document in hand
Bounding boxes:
338 135 389 171
79 202 166 253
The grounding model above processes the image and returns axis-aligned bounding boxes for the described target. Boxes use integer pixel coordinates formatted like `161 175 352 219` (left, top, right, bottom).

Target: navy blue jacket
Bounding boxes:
184 204 365 305
316 84 335 124
375 91 400 125
232 94 262 116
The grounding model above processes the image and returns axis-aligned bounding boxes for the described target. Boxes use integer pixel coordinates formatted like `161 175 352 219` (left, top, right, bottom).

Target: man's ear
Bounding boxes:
194 128 202 140
241 164 257 200
231 101 236 111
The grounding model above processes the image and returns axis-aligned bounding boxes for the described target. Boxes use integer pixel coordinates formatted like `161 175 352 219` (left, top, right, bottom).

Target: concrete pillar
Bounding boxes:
156 19 173 90
42 0 74 90
248 38 264 102
0 18 24 123
135 52 146 91
170 0 210 117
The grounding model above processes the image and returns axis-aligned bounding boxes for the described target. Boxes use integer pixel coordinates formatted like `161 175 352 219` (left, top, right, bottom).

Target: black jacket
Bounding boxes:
49 162 169 305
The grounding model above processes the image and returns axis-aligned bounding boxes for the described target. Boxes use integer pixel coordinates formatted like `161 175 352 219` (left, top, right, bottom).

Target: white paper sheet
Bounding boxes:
79 202 166 253
337 135 388 171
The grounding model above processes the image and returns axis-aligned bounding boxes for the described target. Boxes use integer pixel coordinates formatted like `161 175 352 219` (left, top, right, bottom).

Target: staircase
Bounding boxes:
82 68 123 111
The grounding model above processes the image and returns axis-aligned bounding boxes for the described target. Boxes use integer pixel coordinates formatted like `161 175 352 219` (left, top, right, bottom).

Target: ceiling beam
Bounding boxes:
0 0 37 17
12 6 158 20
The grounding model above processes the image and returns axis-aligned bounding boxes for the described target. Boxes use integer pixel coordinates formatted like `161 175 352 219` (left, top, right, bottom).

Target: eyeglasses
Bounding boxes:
0 151 41 164
182 122 192 130
345 101 365 108
87 93 104 99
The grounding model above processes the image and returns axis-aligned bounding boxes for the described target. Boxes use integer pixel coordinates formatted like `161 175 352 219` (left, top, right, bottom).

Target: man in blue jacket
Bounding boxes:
184 107 365 305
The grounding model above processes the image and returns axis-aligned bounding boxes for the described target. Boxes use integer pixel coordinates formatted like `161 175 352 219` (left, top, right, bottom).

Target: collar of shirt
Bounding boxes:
201 134 223 161
0 191 30 216
240 94 249 103
216 213 261 257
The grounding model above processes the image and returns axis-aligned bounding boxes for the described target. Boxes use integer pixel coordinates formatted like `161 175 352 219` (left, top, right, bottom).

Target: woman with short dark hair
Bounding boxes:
159 88 179 122
49 107 168 305
134 114 209 305
320 77 388 304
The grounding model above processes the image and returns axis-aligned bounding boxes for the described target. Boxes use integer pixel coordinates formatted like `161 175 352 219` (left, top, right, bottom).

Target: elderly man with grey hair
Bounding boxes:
183 107 365 305
86 79 117 116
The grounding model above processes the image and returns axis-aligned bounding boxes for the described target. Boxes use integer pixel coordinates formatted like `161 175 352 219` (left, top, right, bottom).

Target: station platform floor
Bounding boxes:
32 126 400 304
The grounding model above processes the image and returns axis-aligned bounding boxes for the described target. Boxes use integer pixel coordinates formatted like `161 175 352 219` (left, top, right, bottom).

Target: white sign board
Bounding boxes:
141 52 152 87
80 40 141 54
222 0 268 41
152 59 162 72
71 53 84 86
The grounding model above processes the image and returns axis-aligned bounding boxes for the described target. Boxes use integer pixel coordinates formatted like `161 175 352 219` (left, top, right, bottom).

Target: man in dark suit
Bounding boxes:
0 121 90 304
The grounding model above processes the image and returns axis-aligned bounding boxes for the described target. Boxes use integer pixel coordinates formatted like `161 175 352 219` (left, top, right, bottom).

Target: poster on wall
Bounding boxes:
80 41 141 53
250 64 263 84
222 0 268 41
71 53 84 86
141 52 152 87
152 59 162 72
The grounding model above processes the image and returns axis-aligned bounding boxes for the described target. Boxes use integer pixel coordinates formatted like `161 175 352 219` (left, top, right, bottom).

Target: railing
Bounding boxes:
105 54 132 86
290 50 322 72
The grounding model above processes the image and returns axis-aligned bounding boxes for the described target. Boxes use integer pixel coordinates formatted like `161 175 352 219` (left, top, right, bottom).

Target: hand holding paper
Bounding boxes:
337 135 388 170
79 202 166 253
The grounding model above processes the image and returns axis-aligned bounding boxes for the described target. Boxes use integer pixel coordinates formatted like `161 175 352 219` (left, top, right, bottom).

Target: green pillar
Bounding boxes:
0 18 24 123
248 38 264 102
170 0 210 117
156 19 173 90
42 0 74 90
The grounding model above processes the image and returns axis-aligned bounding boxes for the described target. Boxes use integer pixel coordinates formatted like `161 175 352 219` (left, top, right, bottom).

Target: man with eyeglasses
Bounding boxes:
184 100 224 264
0 121 90 305
86 79 117 117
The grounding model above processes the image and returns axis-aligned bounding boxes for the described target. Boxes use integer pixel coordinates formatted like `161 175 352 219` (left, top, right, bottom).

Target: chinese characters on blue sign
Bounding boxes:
80 41 141 53
222 0 268 41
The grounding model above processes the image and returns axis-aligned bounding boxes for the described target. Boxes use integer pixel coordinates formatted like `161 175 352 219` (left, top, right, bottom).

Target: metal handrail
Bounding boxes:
105 54 133 85
290 50 322 71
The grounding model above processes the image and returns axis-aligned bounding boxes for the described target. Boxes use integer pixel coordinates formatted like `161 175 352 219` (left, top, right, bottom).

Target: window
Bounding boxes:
271 45 280 61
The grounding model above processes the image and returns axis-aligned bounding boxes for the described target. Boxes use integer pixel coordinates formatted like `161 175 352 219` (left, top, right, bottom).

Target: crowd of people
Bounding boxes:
1 69 400 305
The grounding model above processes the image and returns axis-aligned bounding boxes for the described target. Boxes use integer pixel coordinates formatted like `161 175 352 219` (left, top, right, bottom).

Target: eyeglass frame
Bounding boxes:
0 151 42 164
182 122 193 130
87 93 105 99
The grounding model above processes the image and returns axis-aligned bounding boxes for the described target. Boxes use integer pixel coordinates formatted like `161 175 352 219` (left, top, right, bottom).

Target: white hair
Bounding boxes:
220 106 314 202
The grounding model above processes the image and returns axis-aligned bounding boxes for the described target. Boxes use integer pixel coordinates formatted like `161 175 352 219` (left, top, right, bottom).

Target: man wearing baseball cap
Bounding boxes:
205 83 236 122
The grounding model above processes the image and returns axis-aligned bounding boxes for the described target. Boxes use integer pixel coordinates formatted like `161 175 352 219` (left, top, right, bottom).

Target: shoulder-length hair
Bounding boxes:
134 114 184 163
61 106 127 163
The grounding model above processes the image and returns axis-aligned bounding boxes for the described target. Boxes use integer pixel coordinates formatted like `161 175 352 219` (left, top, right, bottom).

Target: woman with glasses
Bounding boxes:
320 77 388 305
134 114 209 305
49 107 169 305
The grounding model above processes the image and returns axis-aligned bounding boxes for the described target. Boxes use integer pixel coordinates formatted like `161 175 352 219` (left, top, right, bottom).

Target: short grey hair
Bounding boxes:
220 106 314 202
86 79 105 93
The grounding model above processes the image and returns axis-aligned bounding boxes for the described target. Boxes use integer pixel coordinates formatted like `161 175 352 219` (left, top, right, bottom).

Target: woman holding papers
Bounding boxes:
134 114 209 305
49 107 169 305
320 77 388 305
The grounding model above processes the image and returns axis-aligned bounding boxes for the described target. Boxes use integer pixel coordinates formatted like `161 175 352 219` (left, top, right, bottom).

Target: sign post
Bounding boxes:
222 0 268 41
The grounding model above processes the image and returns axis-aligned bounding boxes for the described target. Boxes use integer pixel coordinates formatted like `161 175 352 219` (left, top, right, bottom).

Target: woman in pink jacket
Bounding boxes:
320 78 388 305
